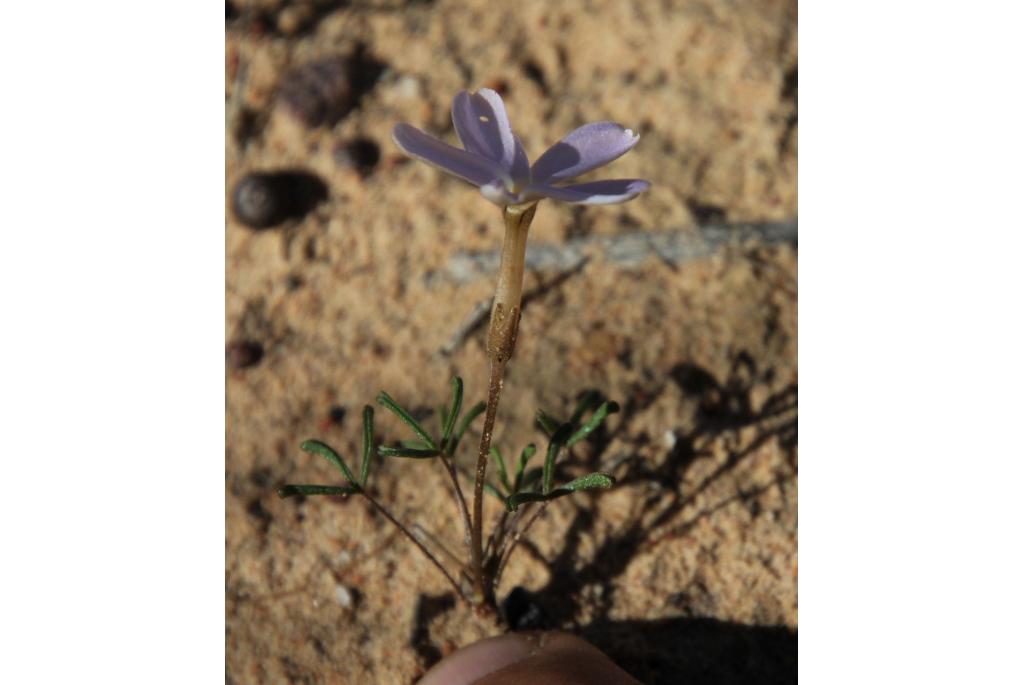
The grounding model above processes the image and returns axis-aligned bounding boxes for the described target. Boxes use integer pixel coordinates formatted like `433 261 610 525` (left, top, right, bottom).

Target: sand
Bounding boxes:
226 1 797 682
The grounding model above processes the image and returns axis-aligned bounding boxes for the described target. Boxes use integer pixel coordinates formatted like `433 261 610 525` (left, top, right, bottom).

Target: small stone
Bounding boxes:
231 171 327 230
232 174 282 229
334 138 380 176
277 56 353 128
335 584 352 608
393 75 421 100
327 405 347 425
226 340 264 370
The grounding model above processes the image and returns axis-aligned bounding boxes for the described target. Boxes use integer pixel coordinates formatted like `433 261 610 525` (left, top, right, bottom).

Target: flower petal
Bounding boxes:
531 122 641 183
392 123 504 187
451 89 519 174
526 179 651 205
509 134 531 187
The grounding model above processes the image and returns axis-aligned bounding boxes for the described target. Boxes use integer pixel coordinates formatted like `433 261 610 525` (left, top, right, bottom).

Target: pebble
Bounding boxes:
328 405 347 425
231 171 327 230
392 75 421 100
226 340 264 370
277 56 352 128
334 138 380 176
335 584 353 608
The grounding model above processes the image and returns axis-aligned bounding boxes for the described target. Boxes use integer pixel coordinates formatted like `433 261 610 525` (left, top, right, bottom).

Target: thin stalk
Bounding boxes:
489 506 524 568
470 202 538 606
362 491 468 602
438 452 473 552
411 523 471 582
494 501 549 587
484 508 512 563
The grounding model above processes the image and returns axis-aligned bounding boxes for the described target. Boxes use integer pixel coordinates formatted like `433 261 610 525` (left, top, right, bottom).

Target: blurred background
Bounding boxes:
226 1 796 682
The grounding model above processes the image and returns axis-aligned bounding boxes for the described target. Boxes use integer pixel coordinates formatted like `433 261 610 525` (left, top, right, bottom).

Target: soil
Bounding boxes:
225 1 797 683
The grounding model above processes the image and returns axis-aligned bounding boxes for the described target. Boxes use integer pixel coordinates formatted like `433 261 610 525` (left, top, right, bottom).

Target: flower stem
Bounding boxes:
470 202 537 606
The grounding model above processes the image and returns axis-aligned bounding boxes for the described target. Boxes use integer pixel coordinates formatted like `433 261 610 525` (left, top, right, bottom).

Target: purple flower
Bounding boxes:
392 89 651 207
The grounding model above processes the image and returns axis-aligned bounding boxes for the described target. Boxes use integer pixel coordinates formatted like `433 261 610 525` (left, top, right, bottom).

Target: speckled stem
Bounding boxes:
470 202 537 606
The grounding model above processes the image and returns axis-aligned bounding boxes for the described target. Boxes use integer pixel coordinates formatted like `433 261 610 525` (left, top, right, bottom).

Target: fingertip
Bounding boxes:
418 631 640 685
417 633 534 685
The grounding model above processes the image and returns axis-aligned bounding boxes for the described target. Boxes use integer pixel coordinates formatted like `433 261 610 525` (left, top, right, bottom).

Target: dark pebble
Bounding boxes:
226 340 264 370
685 199 728 224
328 405 347 425
231 171 327 230
334 137 381 176
278 56 353 128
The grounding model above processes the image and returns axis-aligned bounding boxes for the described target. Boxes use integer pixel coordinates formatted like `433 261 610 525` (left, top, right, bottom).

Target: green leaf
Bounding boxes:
278 484 357 499
490 445 510 493
504 472 616 511
441 377 463 448
543 423 574 495
377 445 441 459
535 410 559 437
560 472 616 492
377 391 438 450
451 401 486 454
300 439 358 487
360 405 374 487
513 443 537 492
567 401 620 447
505 491 548 511
400 438 432 449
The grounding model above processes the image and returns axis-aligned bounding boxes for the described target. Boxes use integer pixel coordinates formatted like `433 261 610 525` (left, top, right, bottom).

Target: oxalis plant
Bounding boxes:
279 88 650 615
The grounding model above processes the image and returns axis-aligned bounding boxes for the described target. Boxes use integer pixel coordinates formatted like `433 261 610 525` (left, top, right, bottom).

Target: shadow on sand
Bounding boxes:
413 352 797 683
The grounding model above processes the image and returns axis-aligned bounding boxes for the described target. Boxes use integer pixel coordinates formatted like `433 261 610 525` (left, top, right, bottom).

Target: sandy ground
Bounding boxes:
226 1 797 682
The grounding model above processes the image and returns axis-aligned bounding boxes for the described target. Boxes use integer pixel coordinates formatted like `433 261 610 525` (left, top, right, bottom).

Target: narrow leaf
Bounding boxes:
300 439 358 487
377 391 438 450
504 472 616 511
441 377 464 447
506 491 549 512
278 484 357 499
400 438 432 449
560 472 616 492
543 423 574 495
378 445 441 459
360 405 374 487
451 401 486 453
490 445 510 492
514 443 537 492
567 401 620 447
